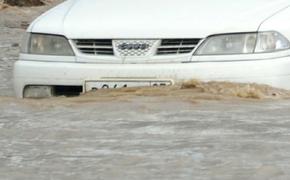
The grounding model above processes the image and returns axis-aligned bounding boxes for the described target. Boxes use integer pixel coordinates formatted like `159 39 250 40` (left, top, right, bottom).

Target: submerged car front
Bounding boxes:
14 0 290 98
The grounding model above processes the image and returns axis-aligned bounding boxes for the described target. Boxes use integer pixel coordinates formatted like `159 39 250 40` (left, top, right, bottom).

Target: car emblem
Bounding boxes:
118 43 150 50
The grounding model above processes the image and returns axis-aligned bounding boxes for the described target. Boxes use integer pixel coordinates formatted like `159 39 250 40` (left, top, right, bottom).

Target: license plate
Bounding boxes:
85 79 173 92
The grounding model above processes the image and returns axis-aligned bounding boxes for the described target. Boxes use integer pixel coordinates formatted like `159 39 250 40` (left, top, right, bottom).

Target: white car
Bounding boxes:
14 0 290 98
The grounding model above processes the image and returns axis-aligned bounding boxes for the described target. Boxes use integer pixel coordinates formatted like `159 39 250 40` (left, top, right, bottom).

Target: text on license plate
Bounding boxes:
85 80 173 92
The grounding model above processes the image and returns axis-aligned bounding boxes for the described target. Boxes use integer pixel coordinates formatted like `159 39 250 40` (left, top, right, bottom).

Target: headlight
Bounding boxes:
195 31 290 55
255 32 290 53
22 33 74 56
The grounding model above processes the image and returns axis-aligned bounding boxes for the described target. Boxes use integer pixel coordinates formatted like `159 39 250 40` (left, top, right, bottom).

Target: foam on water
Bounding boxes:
2 80 290 109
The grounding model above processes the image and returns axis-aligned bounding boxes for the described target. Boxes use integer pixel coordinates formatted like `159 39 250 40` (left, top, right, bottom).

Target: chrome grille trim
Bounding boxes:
74 38 202 56
157 39 201 55
74 39 114 55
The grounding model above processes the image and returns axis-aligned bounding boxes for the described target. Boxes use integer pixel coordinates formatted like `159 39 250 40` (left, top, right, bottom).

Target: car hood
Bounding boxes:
31 0 290 39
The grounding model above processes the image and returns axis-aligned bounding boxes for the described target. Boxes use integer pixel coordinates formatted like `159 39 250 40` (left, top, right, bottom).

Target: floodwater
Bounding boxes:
1 96 290 180
1 5 290 180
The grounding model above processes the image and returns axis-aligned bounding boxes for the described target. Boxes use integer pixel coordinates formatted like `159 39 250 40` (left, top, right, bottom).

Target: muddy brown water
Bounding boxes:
2 49 290 179
1 93 290 180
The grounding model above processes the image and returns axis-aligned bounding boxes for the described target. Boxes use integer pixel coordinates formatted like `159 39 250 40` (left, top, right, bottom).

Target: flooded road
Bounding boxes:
1 45 290 179
1 97 290 180
1 4 290 179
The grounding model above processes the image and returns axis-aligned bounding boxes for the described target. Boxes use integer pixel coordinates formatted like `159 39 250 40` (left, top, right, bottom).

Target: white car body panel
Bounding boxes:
14 56 290 97
259 7 290 38
14 0 290 97
30 0 290 38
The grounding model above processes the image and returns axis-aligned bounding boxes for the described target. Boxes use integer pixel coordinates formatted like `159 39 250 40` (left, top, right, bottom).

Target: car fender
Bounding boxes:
259 6 290 39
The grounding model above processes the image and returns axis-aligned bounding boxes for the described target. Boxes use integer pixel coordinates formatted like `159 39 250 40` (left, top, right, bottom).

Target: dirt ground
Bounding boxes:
1 1 290 180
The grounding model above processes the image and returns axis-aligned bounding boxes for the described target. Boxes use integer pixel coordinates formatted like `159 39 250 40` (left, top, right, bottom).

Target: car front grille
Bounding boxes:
73 38 201 56
74 39 114 55
157 39 201 55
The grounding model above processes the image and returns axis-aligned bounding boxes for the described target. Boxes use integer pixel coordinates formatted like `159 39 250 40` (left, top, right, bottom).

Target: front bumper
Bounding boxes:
14 56 290 98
